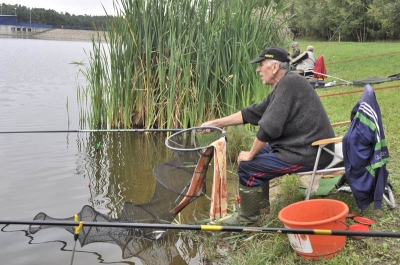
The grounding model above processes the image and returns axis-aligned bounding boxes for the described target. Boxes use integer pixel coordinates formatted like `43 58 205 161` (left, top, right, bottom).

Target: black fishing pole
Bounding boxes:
2 220 400 238
0 128 183 134
319 13 351 57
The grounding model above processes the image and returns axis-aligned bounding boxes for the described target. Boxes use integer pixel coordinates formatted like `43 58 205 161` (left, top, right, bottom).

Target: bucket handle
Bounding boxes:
336 219 348 229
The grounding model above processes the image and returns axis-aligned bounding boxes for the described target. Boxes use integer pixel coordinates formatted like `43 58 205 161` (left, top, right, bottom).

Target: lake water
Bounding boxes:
0 36 235 265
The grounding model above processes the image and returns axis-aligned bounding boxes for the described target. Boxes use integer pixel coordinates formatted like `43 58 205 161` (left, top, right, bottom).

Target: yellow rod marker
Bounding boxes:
75 221 84 235
314 229 333 235
73 214 81 240
70 215 81 265
201 225 223 231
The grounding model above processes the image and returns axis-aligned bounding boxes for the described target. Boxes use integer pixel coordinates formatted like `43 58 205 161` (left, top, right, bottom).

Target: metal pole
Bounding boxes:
30 8 31 24
3 219 400 238
0 128 183 134
305 146 322 200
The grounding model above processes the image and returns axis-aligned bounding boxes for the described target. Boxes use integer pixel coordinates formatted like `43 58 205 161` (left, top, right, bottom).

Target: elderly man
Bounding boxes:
201 46 335 225
294 45 316 74
291 42 301 59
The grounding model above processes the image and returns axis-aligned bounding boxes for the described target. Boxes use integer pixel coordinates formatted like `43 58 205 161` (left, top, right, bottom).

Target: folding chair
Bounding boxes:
297 121 349 200
291 51 312 76
293 55 326 88
300 85 396 210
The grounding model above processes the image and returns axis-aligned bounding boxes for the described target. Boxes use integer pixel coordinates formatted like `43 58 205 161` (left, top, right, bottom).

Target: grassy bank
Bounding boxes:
202 40 400 264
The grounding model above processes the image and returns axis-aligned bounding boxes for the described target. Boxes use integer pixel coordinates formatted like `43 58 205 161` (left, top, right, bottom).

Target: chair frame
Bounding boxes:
298 121 396 209
297 121 349 200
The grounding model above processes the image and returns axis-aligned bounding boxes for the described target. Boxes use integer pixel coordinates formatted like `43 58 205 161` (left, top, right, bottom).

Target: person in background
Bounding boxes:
291 42 301 59
201 46 335 225
291 28 298 40
294 45 316 74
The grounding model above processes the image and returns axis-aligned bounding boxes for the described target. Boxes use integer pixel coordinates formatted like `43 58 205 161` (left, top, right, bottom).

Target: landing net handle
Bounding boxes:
165 127 226 152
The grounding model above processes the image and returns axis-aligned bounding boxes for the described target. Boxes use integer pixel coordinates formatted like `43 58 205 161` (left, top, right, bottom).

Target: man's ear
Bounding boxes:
272 62 278 74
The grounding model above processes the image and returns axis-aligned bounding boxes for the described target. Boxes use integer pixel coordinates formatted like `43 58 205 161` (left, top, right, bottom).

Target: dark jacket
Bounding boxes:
241 72 335 166
342 85 390 210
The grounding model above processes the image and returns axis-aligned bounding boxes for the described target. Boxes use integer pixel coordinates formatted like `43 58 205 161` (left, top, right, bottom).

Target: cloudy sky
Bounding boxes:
4 0 115 16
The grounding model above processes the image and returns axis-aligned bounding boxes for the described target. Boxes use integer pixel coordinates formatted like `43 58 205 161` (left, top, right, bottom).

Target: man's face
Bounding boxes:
256 59 278 85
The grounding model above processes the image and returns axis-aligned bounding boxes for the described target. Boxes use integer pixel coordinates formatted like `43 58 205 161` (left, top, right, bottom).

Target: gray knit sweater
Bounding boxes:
241 72 335 166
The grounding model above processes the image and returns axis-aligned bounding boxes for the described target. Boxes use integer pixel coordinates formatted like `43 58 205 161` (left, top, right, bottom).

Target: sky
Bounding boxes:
4 0 115 16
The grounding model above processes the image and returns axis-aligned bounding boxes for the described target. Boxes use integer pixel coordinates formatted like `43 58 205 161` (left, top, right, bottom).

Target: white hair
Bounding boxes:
267 59 290 73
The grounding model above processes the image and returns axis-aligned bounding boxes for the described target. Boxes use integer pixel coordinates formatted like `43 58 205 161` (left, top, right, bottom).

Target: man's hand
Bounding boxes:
237 138 266 164
199 111 244 133
199 121 219 133
237 151 254 165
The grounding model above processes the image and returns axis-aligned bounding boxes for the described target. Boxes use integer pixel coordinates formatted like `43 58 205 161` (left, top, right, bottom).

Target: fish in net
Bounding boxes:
28 127 225 260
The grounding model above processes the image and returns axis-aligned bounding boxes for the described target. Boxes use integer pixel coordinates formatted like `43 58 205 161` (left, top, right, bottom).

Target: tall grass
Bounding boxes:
77 0 292 129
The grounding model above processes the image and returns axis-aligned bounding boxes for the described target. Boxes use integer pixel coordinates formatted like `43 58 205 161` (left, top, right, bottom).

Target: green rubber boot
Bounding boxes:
217 181 270 226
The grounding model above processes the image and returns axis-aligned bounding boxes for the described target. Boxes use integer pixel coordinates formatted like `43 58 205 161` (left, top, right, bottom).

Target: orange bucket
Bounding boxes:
278 199 349 260
348 224 369 240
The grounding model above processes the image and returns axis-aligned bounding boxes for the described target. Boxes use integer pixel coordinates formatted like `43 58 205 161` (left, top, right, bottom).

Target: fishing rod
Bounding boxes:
2 220 400 238
312 71 353 84
319 13 351 57
0 128 183 134
319 84 400 98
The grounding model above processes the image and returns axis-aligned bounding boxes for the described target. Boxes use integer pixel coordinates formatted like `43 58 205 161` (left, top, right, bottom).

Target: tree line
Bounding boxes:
1 3 110 30
288 0 400 41
3 1 398 39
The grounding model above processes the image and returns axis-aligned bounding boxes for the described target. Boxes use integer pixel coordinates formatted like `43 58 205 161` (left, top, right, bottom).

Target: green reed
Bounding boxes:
78 0 291 129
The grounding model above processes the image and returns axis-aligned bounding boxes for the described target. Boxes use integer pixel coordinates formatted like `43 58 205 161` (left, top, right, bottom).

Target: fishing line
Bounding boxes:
0 128 183 134
319 13 351 58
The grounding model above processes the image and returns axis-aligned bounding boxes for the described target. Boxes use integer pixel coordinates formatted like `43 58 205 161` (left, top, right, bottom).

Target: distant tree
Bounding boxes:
1 3 110 30
287 0 399 41
368 0 400 39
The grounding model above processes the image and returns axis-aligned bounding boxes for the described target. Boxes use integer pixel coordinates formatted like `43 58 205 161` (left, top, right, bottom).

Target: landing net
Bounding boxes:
28 127 225 258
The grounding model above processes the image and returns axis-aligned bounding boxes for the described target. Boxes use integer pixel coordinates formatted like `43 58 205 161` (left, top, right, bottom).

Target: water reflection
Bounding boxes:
76 132 171 217
3 223 198 265
28 206 199 265
1 37 222 264
119 232 199 264
27 129 225 264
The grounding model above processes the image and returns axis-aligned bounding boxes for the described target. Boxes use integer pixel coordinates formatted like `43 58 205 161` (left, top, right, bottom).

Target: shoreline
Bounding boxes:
33 29 107 42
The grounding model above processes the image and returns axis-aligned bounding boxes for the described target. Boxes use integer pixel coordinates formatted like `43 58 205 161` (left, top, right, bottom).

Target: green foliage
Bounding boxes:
368 0 400 39
269 175 303 216
228 233 293 264
288 0 400 41
225 126 257 160
78 0 293 129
